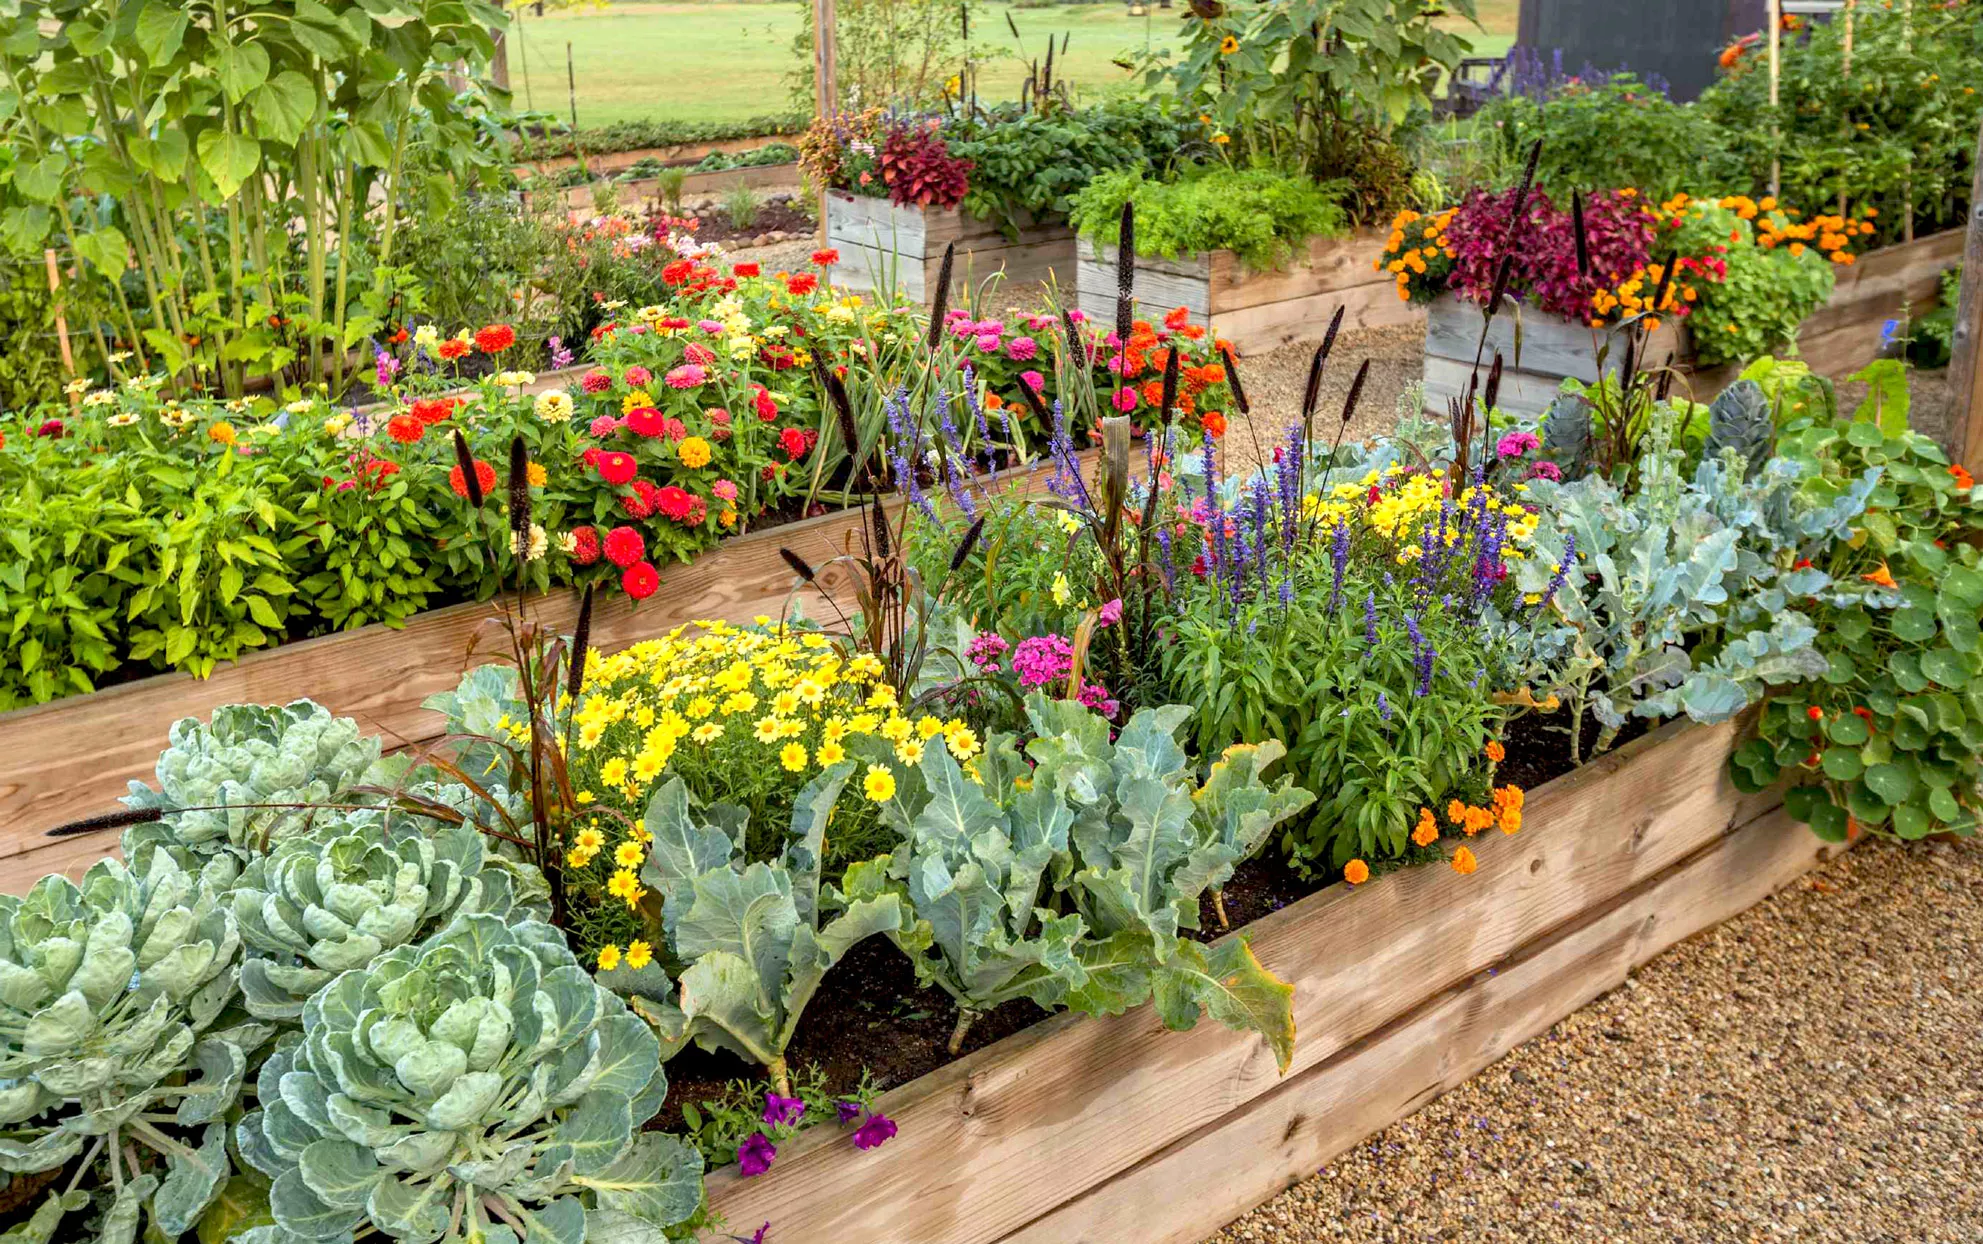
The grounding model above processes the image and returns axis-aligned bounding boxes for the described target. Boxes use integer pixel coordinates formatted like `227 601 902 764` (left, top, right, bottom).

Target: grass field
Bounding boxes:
509 0 1517 131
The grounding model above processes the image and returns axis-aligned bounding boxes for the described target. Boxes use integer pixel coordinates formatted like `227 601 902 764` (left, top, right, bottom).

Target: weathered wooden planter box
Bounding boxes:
1421 293 1690 418
702 715 1839 1243
1420 227 1966 418
1075 228 1422 356
530 163 802 215
0 451 1082 887
825 192 1077 304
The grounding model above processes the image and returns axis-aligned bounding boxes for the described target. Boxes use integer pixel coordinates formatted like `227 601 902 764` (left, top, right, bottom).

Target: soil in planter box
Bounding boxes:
677 193 814 250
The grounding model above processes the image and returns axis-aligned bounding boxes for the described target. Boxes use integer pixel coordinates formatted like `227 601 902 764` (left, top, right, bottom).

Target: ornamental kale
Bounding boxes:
230 816 550 1020
632 767 904 1093
122 701 388 861
237 914 702 1243
0 850 264 1244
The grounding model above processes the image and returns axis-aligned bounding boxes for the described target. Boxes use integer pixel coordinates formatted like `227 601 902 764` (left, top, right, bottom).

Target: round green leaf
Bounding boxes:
1890 803 1932 840
1863 761 1915 805
1820 747 1863 781
1823 651 1858 685
1888 650 1928 693
1891 608 1939 643
1919 647 1973 690
1826 714 1870 746
1808 799 1850 842
1928 786 1962 824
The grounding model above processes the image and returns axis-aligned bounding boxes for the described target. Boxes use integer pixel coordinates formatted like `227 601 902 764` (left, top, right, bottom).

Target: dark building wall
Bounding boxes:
1516 0 1769 101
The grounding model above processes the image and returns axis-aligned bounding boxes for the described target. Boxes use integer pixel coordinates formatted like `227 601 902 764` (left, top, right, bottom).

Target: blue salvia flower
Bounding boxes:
961 364 995 475
1378 691 1392 721
884 389 938 522
999 405 1019 470
1364 591 1378 650
1156 526 1176 593
1204 429 1229 596
1046 401 1091 506
1470 666 1485 689
1279 572 1294 610
1534 531 1577 614
1250 477 1271 590
1277 425 1302 552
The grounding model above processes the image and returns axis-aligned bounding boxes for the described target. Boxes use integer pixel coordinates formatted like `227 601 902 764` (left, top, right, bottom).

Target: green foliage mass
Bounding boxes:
1069 167 1349 272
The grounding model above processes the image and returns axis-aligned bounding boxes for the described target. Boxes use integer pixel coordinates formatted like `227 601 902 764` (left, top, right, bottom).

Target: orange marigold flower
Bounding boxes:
1861 562 1898 589
1446 798 1467 826
1201 411 1228 438
1499 807 1522 835
1451 846 1478 876
1343 859 1370 885
1484 740 1505 764
1462 806 1494 835
1412 808 1440 848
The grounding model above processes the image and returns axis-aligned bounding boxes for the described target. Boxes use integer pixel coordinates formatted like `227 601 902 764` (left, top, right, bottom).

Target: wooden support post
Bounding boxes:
1945 120 1983 474
1767 0 1781 200
813 0 836 246
1839 0 1855 218
43 249 74 390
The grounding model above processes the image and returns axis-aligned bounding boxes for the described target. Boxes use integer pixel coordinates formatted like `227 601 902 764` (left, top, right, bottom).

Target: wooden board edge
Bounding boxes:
997 803 1836 1244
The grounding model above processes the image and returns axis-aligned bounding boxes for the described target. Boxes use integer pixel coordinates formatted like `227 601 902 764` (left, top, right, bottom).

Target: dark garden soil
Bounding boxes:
680 199 814 249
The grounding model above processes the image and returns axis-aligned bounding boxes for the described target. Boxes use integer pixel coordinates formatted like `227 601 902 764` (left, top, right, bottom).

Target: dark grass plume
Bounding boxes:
1318 304 1345 367
1299 343 1326 424
949 516 987 572
1340 358 1371 429
1508 138 1543 222
778 547 818 582
506 435 531 548
46 806 161 838
1572 190 1590 280
566 583 595 702
1219 343 1250 414
925 243 957 350
1114 203 1136 348
1484 352 1505 415
1017 375 1051 423
1058 308 1085 364
1485 255 1515 322
812 353 864 482
451 429 484 506
868 499 892 561
1159 343 1180 420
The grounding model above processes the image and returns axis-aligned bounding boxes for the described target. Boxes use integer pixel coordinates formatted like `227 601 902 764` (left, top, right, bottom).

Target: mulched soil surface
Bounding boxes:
1205 835 1983 1243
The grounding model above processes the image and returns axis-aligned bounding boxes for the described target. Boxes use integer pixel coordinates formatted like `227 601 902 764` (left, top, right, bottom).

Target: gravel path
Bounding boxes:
1205 836 1983 1244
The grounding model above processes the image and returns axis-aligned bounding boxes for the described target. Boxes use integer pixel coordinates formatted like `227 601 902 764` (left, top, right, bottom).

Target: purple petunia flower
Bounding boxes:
835 1100 863 1124
738 1132 777 1177
852 1112 898 1151
762 1094 806 1128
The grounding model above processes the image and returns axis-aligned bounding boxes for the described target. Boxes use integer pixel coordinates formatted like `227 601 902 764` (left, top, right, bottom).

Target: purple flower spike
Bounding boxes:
1364 591 1378 650
1098 598 1123 627
852 1112 898 1151
738 1131 777 1177
762 1094 807 1128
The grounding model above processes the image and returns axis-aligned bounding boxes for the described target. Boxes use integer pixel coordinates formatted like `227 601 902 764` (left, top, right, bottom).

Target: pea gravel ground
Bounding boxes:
1204 836 1983 1244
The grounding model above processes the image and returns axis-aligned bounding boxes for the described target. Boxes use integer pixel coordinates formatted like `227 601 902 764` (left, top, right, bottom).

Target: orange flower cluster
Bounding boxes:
1110 310 1232 437
1376 208 1458 303
1588 260 1696 329
1445 784 1525 836
1749 200 1874 266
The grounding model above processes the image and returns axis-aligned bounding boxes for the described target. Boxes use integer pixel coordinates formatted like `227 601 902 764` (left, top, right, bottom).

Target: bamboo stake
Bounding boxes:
44 249 75 410
1945 117 1983 474
1767 0 1781 201
1839 0 1855 218
813 0 837 247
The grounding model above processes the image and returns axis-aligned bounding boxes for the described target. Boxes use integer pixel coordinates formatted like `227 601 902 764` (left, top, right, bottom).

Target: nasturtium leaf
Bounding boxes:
1888 650 1929 693
1846 783 1890 825
1891 608 1939 643
1890 803 1932 840
1820 747 1863 781
1863 762 1915 805
1807 798 1850 842
1919 647 1973 690
1928 786 1962 824
1827 714 1870 746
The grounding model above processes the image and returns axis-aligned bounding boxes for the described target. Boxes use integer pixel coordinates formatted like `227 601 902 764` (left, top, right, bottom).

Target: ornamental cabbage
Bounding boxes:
0 850 267 1244
237 914 702 1244
633 766 904 1092
231 816 551 1020
122 701 387 861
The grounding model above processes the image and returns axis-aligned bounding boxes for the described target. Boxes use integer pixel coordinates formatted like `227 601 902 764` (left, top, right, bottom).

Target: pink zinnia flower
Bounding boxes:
1527 460 1564 481
588 415 620 437
712 478 738 500
698 319 724 334
666 364 706 389
684 342 717 366
1020 370 1045 392
1111 388 1138 413
623 365 652 387
975 333 1002 352
1496 431 1540 459
1006 336 1038 362
581 370 613 394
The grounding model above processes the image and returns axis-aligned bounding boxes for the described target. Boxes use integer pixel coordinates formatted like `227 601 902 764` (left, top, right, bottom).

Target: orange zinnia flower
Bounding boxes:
1451 847 1478 876
1861 562 1898 589
1201 412 1227 438
1344 859 1370 885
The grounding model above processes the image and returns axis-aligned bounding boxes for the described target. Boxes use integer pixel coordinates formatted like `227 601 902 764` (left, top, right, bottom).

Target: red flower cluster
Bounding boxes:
449 458 498 499
604 526 646 567
474 323 517 354
568 526 603 565
411 397 460 425
386 413 424 444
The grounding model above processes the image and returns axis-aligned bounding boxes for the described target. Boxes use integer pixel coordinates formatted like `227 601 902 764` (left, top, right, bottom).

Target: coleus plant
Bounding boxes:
237 914 702 1244
0 849 265 1244
229 815 551 1020
629 768 905 1094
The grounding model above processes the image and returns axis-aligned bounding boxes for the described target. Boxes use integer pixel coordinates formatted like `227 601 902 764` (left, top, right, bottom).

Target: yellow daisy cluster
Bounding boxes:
1375 208 1457 303
564 818 656 913
564 619 980 808
1300 467 1538 566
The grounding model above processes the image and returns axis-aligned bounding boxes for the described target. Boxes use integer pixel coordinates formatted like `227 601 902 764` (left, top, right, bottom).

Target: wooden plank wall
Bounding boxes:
703 717 1817 1243
1076 230 1423 356
0 454 1082 890
827 194 1078 305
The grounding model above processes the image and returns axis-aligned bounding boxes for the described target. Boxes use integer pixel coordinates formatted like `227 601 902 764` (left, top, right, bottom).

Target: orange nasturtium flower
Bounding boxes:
1861 562 1898 589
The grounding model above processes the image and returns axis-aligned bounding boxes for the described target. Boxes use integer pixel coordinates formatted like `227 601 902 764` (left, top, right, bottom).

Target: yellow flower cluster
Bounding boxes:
1301 467 1538 565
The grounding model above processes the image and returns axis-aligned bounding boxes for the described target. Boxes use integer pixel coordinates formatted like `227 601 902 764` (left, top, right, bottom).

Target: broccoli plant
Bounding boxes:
230 816 550 1020
0 850 265 1244
237 914 702 1243
121 701 388 861
632 767 904 1094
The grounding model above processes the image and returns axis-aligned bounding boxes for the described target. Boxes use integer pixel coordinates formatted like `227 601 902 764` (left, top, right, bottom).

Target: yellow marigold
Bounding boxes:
1344 859 1370 885
596 944 622 970
600 758 628 787
527 461 549 488
607 869 642 901
692 723 724 744
754 717 784 744
915 715 944 740
1451 846 1478 876
781 742 808 772
896 739 925 765
880 716 913 743
575 828 606 852
625 940 654 970
945 726 981 761
678 436 712 469
863 764 896 803
817 740 847 766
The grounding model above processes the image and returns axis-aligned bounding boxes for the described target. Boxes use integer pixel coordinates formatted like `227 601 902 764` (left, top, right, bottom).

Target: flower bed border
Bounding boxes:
1422 293 1690 418
701 715 1841 1243
0 451 1086 885
1074 228 1423 357
825 191 1078 305
523 163 803 215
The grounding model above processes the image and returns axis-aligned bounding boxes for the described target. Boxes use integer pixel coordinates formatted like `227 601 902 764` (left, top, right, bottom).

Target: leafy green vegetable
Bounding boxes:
1069 167 1348 273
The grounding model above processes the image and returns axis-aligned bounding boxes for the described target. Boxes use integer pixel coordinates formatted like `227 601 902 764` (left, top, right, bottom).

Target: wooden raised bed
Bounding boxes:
825 192 1076 304
529 163 802 215
1419 228 1964 417
512 133 805 181
1422 294 1688 419
0 454 1080 888
704 715 1840 1243
1074 228 1423 356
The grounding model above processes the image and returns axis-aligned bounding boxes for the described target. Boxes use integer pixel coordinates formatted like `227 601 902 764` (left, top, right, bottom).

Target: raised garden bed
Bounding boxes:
0 451 1082 887
700 714 1842 1243
512 133 806 181
1422 293 1690 418
1075 228 1421 356
826 192 1077 304
528 163 802 215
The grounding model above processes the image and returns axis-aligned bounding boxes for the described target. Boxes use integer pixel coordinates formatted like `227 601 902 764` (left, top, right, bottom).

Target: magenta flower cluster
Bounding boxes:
736 1097 897 1179
1446 187 1655 321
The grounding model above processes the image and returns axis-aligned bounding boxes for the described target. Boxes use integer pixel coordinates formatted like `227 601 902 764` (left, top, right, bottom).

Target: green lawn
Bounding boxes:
510 0 1517 131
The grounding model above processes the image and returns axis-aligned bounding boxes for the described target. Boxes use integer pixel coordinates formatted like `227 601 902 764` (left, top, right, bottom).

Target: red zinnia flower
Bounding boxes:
733 262 761 278
656 485 694 522
449 459 498 499
595 452 638 485
386 413 424 444
410 397 458 426
785 273 818 296
437 338 471 361
568 526 602 565
751 387 778 422
581 369 613 394
662 259 694 287
603 526 646 568
779 426 810 459
625 407 667 438
620 479 666 519
812 248 840 266
474 323 516 354
622 560 660 600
